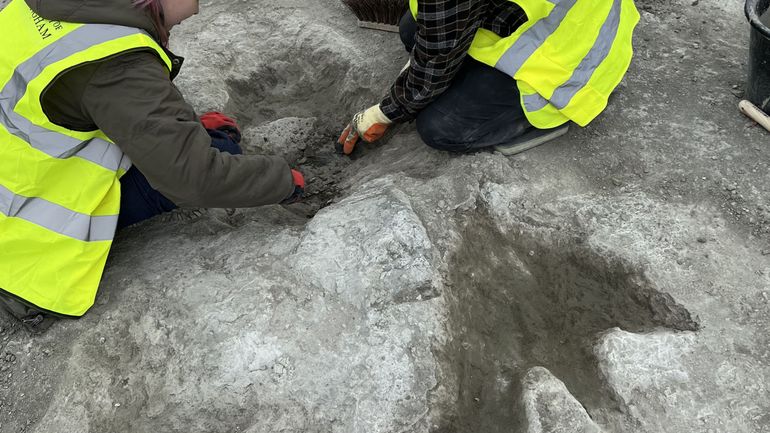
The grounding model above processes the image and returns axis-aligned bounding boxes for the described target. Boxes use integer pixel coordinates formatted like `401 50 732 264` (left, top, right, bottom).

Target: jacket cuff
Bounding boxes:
278 164 296 203
380 95 415 124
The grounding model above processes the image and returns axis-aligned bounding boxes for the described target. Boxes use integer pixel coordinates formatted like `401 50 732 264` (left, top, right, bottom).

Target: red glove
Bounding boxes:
282 169 305 204
291 169 305 190
200 112 238 131
200 112 242 143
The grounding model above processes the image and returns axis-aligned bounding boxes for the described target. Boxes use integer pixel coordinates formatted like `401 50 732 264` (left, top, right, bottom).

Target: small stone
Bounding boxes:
697 237 708 243
114 403 121 408
528 251 535 257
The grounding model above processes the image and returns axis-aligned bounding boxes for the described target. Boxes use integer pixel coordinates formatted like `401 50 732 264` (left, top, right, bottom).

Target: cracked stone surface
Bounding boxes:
521 367 604 433
1 0 769 432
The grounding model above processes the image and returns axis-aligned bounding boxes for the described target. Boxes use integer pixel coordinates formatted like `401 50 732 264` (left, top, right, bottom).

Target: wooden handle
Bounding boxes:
739 100 770 133
357 21 400 33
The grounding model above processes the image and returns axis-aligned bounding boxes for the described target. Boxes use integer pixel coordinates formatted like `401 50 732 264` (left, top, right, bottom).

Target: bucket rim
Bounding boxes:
746 0 770 39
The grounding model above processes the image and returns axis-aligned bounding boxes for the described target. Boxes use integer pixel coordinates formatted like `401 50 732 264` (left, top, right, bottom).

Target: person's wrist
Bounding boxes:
378 98 409 124
372 104 393 125
217 125 241 144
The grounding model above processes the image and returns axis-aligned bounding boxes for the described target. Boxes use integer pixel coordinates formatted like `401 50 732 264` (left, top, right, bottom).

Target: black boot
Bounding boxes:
0 292 55 334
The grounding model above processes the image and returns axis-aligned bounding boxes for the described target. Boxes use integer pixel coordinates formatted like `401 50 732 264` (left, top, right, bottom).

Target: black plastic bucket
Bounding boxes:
746 0 770 110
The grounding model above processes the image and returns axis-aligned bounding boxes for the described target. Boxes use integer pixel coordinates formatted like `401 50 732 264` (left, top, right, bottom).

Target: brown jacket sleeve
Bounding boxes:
81 51 294 208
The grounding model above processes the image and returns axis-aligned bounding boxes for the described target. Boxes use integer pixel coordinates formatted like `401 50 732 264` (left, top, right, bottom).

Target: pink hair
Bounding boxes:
133 0 169 47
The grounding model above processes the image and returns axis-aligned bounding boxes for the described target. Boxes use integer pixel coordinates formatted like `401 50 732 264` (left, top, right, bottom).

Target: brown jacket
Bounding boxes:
24 0 294 208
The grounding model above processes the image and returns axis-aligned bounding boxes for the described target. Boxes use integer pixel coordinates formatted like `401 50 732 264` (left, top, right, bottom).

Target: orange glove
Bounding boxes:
337 104 393 155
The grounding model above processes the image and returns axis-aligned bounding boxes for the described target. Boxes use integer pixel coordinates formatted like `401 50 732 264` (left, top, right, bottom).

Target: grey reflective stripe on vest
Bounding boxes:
0 24 144 172
522 0 623 112
495 0 578 77
0 184 117 242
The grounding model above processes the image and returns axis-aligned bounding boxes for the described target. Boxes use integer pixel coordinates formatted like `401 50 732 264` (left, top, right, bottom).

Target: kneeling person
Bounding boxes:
338 0 640 156
0 0 304 331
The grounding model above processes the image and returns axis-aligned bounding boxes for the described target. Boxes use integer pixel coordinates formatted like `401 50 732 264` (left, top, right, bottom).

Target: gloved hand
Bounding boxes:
281 169 305 204
200 111 241 143
336 104 393 155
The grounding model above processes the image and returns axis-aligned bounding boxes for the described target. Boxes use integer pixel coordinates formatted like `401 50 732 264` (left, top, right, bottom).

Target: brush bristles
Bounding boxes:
342 0 407 26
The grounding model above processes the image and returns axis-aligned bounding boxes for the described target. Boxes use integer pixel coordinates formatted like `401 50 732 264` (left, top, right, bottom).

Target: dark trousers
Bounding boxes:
399 13 531 153
117 129 242 230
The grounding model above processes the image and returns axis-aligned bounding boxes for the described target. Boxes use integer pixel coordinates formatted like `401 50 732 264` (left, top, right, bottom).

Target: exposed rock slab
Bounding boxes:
0 0 769 433
521 367 604 433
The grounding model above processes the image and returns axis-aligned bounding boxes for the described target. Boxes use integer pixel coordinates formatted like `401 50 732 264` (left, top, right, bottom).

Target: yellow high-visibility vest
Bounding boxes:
410 0 640 128
0 0 172 316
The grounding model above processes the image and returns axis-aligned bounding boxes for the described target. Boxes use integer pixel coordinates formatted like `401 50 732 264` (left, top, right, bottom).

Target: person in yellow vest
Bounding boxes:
338 0 640 156
0 0 305 331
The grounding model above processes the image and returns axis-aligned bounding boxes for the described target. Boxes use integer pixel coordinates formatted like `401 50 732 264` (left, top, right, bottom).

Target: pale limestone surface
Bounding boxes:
521 367 604 433
1 0 769 432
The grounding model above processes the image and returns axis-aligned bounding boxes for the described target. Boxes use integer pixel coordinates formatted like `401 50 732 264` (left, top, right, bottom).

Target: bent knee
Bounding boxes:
416 113 471 153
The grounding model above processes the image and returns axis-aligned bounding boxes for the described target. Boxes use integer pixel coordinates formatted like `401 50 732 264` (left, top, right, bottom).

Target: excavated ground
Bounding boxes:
206 114 706 433
1 0 769 432
204 13 703 432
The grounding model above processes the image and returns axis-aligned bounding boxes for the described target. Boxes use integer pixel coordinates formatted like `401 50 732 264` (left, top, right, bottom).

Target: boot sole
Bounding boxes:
494 124 570 156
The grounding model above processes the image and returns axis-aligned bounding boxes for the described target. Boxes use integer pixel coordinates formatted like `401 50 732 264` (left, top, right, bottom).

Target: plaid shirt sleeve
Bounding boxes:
380 0 526 123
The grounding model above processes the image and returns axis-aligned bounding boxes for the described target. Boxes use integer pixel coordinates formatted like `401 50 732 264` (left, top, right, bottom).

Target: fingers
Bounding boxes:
338 125 352 145
343 129 359 155
337 124 353 154
337 124 359 155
